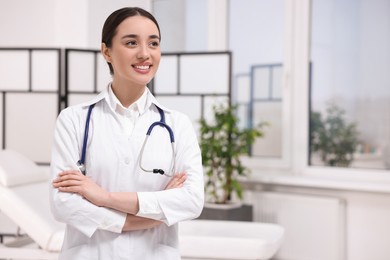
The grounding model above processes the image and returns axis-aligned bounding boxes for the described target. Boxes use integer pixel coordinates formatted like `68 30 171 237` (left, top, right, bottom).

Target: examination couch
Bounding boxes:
0 150 284 260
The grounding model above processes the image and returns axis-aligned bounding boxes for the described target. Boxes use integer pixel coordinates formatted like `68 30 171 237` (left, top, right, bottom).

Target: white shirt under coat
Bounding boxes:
49 85 204 260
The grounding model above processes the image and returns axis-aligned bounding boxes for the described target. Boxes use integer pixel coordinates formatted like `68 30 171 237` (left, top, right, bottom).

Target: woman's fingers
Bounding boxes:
53 171 87 193
53 171 86 187
174 172 187 187
165 172 187 190
53 170 109 207
53 179 81 187
57 170 83 178
57 185 82 193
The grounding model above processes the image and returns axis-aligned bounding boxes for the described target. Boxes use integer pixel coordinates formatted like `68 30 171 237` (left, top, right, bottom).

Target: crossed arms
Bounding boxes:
52 170 187 231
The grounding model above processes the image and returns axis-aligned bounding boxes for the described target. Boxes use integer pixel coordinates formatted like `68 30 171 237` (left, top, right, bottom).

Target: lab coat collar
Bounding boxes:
144 88 172 115
78 83 172 114
107 85 148 116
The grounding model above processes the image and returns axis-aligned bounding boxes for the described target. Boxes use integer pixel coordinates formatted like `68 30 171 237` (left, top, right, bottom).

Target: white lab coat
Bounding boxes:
49 86 204 260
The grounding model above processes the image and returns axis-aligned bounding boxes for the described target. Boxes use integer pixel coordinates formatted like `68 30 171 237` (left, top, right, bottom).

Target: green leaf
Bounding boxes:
199 102 267 203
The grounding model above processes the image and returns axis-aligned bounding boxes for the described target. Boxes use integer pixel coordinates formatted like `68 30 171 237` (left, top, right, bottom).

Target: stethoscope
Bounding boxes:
77 103 176 177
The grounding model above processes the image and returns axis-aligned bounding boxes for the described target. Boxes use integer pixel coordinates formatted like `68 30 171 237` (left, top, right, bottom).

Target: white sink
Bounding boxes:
179 219 284 260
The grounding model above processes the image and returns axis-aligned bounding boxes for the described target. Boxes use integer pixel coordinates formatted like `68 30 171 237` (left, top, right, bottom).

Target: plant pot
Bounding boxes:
197 202 253 222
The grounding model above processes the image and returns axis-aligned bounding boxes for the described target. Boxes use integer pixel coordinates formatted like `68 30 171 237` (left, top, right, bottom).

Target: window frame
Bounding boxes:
245 0 390 187
230 0 292 171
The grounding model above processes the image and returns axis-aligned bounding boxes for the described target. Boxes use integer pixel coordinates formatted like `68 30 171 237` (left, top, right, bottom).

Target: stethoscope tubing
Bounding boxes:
77 103 175 177
77 103 95 174
139 136 175 176
139 106 175 176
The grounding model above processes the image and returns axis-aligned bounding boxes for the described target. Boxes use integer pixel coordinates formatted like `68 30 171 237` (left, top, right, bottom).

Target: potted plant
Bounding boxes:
198 103 265 221
310 102 359 167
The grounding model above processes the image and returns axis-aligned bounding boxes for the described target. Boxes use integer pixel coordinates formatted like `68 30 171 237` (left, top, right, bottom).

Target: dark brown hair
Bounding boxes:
102 7 161 75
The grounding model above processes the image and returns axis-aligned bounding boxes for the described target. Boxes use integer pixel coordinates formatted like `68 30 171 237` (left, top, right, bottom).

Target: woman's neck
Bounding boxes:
111 80 145 108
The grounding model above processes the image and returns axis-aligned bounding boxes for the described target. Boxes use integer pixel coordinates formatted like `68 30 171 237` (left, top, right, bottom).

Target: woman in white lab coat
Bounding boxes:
50 7 204 260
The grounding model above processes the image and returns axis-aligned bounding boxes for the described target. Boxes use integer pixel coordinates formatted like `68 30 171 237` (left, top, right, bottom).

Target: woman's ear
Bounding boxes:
101 43 112 62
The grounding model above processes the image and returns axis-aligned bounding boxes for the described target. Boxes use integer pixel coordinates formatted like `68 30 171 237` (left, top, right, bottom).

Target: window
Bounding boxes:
229 0 291 169
309 0 390 171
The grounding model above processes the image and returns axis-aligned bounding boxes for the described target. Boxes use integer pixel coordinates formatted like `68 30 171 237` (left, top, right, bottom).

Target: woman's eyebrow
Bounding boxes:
121 34 138 39
121 34 160 40
149 35 160 40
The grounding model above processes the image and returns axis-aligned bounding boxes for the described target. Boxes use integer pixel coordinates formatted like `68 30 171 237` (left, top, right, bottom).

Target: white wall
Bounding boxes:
0 0 223 52
54 0 89 48
185 0 208 51
0 0 62 47
152 0 186 52
153 0 228 52
86 0 152 49
0 0 152 48
246 184 390 260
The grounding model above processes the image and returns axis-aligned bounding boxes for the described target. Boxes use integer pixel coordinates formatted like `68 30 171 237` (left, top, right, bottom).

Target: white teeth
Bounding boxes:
135 65 149 70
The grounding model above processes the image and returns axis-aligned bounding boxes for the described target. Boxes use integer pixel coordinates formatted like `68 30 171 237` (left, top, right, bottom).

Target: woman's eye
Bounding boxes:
149 41 160 47
126 41 137 46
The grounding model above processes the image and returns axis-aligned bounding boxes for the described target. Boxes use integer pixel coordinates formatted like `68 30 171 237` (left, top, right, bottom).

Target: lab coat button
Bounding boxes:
124 157 131 164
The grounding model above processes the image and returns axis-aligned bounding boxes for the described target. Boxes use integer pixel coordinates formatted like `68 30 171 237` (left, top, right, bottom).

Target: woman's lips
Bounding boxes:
132 64 152 74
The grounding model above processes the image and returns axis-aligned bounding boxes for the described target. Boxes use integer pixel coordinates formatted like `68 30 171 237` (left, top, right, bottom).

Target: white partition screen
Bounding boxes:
68 50 96 93
0 48 61 164
66 49 112 107
6 93 58 163
153 52 231 129
154 55 179 94
0 51 29 90
179 54 230 94
32 50 59 91
64 50 231 134
0 49 231 164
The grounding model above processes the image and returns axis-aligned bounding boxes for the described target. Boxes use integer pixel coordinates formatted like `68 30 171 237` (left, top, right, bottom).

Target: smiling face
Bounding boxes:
102 15 161 89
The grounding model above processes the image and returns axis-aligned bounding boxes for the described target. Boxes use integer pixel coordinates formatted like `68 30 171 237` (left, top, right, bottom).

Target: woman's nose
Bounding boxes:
137 45 150 60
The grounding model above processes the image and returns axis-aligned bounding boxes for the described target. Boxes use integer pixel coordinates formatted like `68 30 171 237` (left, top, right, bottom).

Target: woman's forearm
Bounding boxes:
53 171 187 216
96 173 188 214
102 192 139 215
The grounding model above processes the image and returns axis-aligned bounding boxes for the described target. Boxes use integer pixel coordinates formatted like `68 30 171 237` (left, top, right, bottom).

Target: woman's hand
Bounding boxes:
165 172 187 190
121 173 188 231
52 170 109 207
